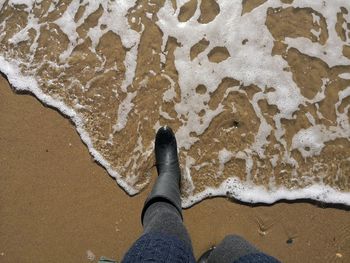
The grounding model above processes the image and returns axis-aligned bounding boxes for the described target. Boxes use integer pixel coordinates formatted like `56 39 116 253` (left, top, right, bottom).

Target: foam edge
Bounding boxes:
0 56 139 196
182 177 350 208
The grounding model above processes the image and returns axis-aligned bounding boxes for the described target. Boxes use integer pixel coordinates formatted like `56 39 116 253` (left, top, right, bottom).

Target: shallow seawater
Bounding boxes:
1 0 350 206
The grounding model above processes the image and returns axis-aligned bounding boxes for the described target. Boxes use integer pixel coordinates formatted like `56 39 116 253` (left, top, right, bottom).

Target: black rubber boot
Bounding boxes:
141 126 183 224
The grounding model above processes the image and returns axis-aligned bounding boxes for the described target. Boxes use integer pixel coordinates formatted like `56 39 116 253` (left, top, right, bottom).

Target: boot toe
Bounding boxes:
156 126 176 145
155 126 179 168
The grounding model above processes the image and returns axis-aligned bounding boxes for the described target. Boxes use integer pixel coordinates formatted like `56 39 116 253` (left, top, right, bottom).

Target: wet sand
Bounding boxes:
1 75 350 262
2 1 350 201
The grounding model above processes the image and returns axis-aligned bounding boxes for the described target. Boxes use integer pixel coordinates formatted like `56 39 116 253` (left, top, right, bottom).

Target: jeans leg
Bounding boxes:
208 235 259 263
143 201 193 249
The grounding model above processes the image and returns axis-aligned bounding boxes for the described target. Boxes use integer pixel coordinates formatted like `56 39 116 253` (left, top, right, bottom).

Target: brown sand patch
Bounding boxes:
197 0 220 24
207 46 230 63
178 0 197 22
190 38 210 61
266 6 328 45
242 0 268 15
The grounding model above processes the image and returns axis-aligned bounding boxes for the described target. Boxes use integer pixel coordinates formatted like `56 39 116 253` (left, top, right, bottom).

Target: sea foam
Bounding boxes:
1 0 350 206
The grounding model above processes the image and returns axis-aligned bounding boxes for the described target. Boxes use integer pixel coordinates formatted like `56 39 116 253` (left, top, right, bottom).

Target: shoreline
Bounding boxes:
1 75 350 262
2 64 350 208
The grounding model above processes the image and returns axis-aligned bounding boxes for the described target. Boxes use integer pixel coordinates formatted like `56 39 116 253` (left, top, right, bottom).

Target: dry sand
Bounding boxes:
1 75 350 262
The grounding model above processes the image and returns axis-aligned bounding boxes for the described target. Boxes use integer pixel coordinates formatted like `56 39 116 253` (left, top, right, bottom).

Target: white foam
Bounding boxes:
1 0 350 206
113 91 137 132
339 73 350 80
157 0 303 154
156 0 350 205
182 177 350 207
285 0 350 67
291 125 328 158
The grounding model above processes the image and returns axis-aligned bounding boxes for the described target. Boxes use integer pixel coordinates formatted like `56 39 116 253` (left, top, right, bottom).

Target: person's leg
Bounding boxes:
143 201 192 249
140 126 192 246
207 235 280 263
122 127 195 263
207 235 258 263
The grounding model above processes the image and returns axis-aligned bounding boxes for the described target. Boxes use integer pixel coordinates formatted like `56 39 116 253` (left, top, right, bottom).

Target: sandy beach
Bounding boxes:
1 74 350 262
1 1 350 262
